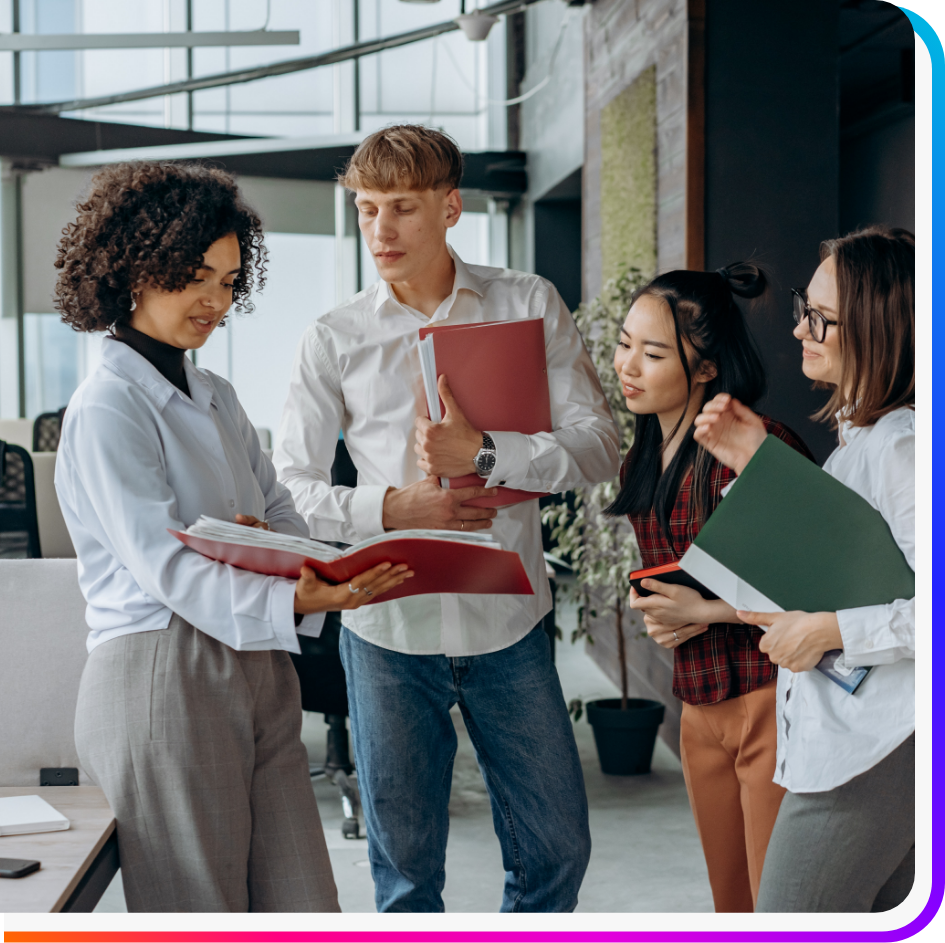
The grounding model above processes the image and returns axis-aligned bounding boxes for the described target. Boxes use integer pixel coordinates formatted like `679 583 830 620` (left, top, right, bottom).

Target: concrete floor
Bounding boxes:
94 601 713 913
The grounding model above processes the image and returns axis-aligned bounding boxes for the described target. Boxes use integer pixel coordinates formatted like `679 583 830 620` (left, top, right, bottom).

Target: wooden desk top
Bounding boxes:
0 786 115 913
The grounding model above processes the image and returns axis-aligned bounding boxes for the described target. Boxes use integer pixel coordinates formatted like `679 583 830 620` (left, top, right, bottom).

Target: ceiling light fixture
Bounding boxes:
0 30 300 51
454 12 499 41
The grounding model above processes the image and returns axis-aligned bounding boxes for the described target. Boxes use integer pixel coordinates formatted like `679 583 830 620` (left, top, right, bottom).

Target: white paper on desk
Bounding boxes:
0 794 70 836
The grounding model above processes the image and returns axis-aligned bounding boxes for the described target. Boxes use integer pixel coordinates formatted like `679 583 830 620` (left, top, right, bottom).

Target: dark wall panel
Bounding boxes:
534 199 583 313
705 0 840 463
840 114 915 234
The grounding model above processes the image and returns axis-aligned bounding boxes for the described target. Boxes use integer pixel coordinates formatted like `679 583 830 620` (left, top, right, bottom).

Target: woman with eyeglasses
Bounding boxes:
694 226 915 912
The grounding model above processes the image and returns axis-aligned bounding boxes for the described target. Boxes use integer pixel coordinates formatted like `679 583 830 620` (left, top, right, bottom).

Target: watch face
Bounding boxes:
477 452 496 474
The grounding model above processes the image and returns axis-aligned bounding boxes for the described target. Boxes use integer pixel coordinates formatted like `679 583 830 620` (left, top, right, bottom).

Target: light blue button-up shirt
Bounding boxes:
55 337 323 654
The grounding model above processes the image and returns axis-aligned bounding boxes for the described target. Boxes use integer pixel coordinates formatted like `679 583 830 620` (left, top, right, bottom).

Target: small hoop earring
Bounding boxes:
129 293 138 312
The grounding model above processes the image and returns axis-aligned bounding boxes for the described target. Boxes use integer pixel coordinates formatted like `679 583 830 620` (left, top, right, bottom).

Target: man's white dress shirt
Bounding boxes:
774 407 915 792
56 337 323 654
274 249 620 656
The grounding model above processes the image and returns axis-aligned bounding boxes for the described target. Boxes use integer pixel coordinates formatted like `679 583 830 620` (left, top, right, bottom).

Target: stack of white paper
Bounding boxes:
0 795 70 836
182 517 497 561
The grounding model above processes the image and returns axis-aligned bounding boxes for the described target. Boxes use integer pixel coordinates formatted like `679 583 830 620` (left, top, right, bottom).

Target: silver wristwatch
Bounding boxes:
474 433 497 478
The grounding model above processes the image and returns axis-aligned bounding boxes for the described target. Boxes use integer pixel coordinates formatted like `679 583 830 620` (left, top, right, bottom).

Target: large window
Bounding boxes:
0 0 513 421
197 231 337 437
0 1 504 150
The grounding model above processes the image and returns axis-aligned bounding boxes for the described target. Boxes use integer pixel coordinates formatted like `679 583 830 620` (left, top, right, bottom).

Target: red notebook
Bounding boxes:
418 318 552 509
172 530 534 604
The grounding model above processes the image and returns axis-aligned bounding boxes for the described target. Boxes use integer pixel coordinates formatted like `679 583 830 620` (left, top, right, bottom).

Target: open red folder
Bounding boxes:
172 529 534 605
418 318 552 509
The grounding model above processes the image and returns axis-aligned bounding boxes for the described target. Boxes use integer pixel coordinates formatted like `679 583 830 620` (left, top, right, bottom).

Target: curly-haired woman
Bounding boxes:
54 161 411 912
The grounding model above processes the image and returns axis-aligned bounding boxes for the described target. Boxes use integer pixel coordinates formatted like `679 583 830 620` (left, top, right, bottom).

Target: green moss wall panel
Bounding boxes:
599 65 658 285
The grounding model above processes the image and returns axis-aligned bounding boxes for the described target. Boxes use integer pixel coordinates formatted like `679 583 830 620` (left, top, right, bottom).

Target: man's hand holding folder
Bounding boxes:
414 374 486 478
414 317 553 509
381 475 499 532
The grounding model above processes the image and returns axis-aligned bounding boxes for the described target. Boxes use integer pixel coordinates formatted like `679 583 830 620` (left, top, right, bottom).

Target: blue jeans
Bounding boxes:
339 624 591 913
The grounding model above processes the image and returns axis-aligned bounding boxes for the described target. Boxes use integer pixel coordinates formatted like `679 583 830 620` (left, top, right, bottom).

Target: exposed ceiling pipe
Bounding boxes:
6 0 545 117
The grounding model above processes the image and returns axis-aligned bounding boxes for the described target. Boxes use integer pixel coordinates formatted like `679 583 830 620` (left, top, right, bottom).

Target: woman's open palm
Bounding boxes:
294 562 414 614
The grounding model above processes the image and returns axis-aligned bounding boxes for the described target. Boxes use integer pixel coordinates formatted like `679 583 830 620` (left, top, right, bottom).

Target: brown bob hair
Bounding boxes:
817 225 915 427
338 125 463 193
54 161 266 333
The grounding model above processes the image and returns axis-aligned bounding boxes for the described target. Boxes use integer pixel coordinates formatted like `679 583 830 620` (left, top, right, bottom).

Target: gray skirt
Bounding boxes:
74 614 340 913
756 733 914 913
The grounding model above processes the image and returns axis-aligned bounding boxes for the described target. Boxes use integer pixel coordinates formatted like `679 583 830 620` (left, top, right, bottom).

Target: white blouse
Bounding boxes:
773 407 915 793
55 338 324 654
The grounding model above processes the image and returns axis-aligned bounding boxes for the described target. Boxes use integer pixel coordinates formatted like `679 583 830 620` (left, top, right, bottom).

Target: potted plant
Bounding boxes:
543 267 665 775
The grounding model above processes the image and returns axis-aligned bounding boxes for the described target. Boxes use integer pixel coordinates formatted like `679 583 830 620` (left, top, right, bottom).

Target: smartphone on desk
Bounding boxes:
0 857 41 878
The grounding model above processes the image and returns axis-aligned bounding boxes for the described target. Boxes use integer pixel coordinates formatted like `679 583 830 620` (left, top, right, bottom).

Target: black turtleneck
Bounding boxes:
113 323 190 397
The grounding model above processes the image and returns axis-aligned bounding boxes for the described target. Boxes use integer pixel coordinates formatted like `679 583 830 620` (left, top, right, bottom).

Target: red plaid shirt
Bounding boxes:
626 418 814 706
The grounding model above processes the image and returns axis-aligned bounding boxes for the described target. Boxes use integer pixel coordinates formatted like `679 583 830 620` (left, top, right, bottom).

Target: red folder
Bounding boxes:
419 318 552 509
172 531 534 604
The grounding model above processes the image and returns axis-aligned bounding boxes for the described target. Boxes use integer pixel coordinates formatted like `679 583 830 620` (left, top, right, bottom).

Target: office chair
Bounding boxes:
32 407 67 452
289 436 363 839
0 441 41 559
290 611 361 838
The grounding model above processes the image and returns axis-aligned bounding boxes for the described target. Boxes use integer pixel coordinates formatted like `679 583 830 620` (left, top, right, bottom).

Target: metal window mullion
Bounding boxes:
186 0 193 130
15 172 25 418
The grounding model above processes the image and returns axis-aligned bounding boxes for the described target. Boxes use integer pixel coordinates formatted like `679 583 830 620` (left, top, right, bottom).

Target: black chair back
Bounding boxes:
32 407 67 452
0 440 41 558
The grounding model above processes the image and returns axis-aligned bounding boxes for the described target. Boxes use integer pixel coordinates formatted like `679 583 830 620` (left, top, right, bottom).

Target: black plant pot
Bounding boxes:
585 698 666 775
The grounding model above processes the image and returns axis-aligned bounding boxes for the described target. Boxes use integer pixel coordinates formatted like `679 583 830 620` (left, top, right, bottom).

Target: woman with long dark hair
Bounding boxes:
694 227 915 912
608 264 812 912
54 161 411 912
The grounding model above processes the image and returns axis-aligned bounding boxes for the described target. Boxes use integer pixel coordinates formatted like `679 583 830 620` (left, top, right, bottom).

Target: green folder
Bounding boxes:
679 435 913 694
680 434 914 614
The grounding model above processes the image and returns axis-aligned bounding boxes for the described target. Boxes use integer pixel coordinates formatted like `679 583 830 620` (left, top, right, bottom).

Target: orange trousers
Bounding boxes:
679 679 785 913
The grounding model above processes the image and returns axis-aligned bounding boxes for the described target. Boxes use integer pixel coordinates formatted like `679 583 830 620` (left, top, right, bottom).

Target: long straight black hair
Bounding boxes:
605 263 768 546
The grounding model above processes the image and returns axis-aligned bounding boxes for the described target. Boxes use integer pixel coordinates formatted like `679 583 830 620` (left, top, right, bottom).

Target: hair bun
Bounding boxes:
717 261 767 300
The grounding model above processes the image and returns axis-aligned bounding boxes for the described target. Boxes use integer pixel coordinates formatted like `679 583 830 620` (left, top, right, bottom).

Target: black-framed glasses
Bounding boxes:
791 288 838 343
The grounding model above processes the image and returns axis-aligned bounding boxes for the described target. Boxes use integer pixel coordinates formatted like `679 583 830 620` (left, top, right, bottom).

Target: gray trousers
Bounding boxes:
74 615 340 913
756 733 914 913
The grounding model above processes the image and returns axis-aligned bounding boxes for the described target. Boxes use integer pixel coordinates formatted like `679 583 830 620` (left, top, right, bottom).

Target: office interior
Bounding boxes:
0 0 916 914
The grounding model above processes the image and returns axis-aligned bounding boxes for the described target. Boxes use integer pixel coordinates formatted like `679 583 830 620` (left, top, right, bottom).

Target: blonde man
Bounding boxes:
275 125 619 913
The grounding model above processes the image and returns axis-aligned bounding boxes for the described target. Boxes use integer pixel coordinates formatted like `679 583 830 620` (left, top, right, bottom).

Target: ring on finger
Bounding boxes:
348 583 360 594
673 630 679 642
363 588 374 597
460 520 465 531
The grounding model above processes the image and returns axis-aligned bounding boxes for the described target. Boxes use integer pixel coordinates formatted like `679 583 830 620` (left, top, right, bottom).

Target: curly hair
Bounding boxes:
54 161 267 332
